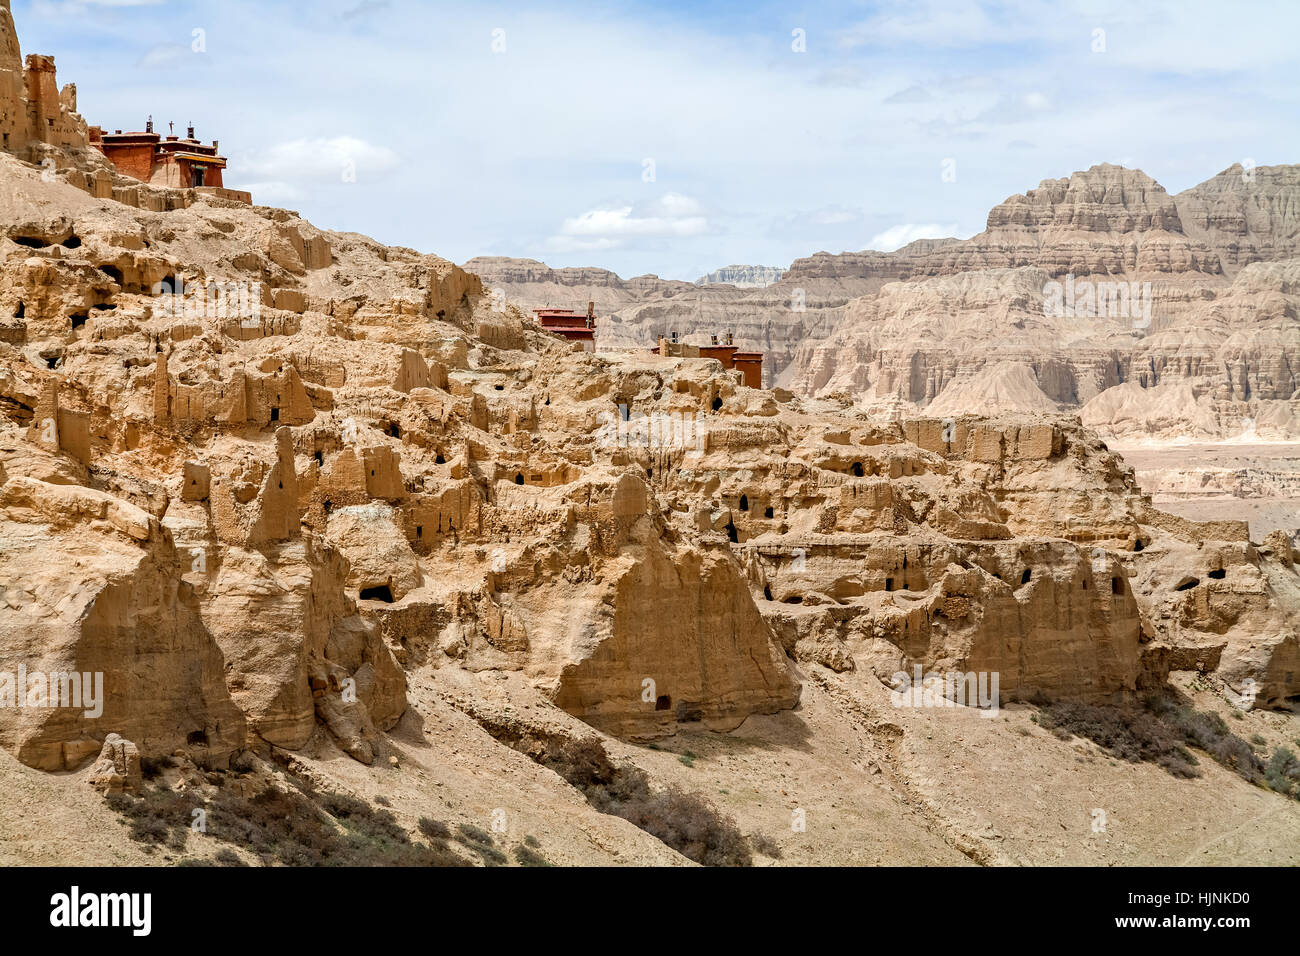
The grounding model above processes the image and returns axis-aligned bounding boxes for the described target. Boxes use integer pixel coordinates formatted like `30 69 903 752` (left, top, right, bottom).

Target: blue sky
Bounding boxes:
18 0 1300 279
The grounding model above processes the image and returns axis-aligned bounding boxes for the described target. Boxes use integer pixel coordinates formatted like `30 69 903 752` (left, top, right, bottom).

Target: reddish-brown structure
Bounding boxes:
533 303 597 351
89 120 243 196
654 331 764 389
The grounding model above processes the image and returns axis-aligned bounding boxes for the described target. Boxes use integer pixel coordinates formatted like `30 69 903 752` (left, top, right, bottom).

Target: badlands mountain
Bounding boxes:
695 264 785 288
0 4 1297 865
791 164 1300 444
477 164 1300 444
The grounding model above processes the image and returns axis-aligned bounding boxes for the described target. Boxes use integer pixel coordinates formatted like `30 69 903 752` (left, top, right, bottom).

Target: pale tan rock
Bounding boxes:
0 39 1293 798
86 733 141 795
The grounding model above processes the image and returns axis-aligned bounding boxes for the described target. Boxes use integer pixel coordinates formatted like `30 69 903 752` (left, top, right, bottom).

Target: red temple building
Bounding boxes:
88 118 248 201
533 303 597 351
654 330 764 389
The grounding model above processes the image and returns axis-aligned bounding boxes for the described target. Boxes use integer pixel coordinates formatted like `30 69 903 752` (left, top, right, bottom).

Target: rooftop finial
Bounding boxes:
145 115 153 133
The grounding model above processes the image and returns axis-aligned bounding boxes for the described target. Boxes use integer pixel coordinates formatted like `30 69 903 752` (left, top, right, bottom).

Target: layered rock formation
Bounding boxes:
0 0 87 159
0 10 1295 869
695 264 785 288
472 164 1300 448
464 255 864 387
785 165 1300 445
2 134 1297 786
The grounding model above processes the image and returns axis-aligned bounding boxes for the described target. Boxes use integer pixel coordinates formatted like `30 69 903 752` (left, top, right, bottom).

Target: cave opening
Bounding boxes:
359 584 395 603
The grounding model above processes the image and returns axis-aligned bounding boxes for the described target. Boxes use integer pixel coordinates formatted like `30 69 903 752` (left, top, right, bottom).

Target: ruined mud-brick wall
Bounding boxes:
0 2 87 158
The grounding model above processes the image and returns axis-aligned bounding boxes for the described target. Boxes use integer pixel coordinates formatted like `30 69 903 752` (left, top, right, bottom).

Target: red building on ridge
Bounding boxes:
533 303 597 351
89 118 248 201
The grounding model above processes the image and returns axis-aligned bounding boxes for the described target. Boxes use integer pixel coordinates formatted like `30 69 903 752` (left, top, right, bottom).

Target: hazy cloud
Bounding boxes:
550 193 711 249
234 137 400 182
868 222 962 251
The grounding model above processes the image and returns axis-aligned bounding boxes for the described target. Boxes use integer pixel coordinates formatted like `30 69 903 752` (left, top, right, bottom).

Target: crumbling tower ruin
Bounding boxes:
0 0 88 156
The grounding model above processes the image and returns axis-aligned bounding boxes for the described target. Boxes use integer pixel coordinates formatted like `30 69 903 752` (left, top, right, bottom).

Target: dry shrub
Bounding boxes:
539 735 752 867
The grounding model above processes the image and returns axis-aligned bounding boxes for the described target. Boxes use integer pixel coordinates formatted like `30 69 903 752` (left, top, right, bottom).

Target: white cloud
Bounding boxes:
884 84 933 104
552 193 711 247
233 137 400 183
867 222 960 251
135 43 196 69
541 235 622 254
43 0 1300 277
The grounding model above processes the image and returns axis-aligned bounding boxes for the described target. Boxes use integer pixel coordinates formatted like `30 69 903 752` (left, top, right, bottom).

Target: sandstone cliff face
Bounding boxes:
0 463 246 771
784 175 1300 444
481 163 1300 446
0 0 87 159
1 111 1295 791
695 264 785 288
1175 164 1300 271
464 255 861 388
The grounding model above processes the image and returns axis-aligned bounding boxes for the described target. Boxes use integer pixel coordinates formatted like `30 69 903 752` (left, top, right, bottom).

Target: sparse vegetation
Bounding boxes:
749 832 783 859
107 776 471 866
139 755 176 780
1033 693 1293 795
1035 697 1201 778
418 817 451 842
513 842 554 866
455 824 507 865
539 736 752 866
1264 747 1300 797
